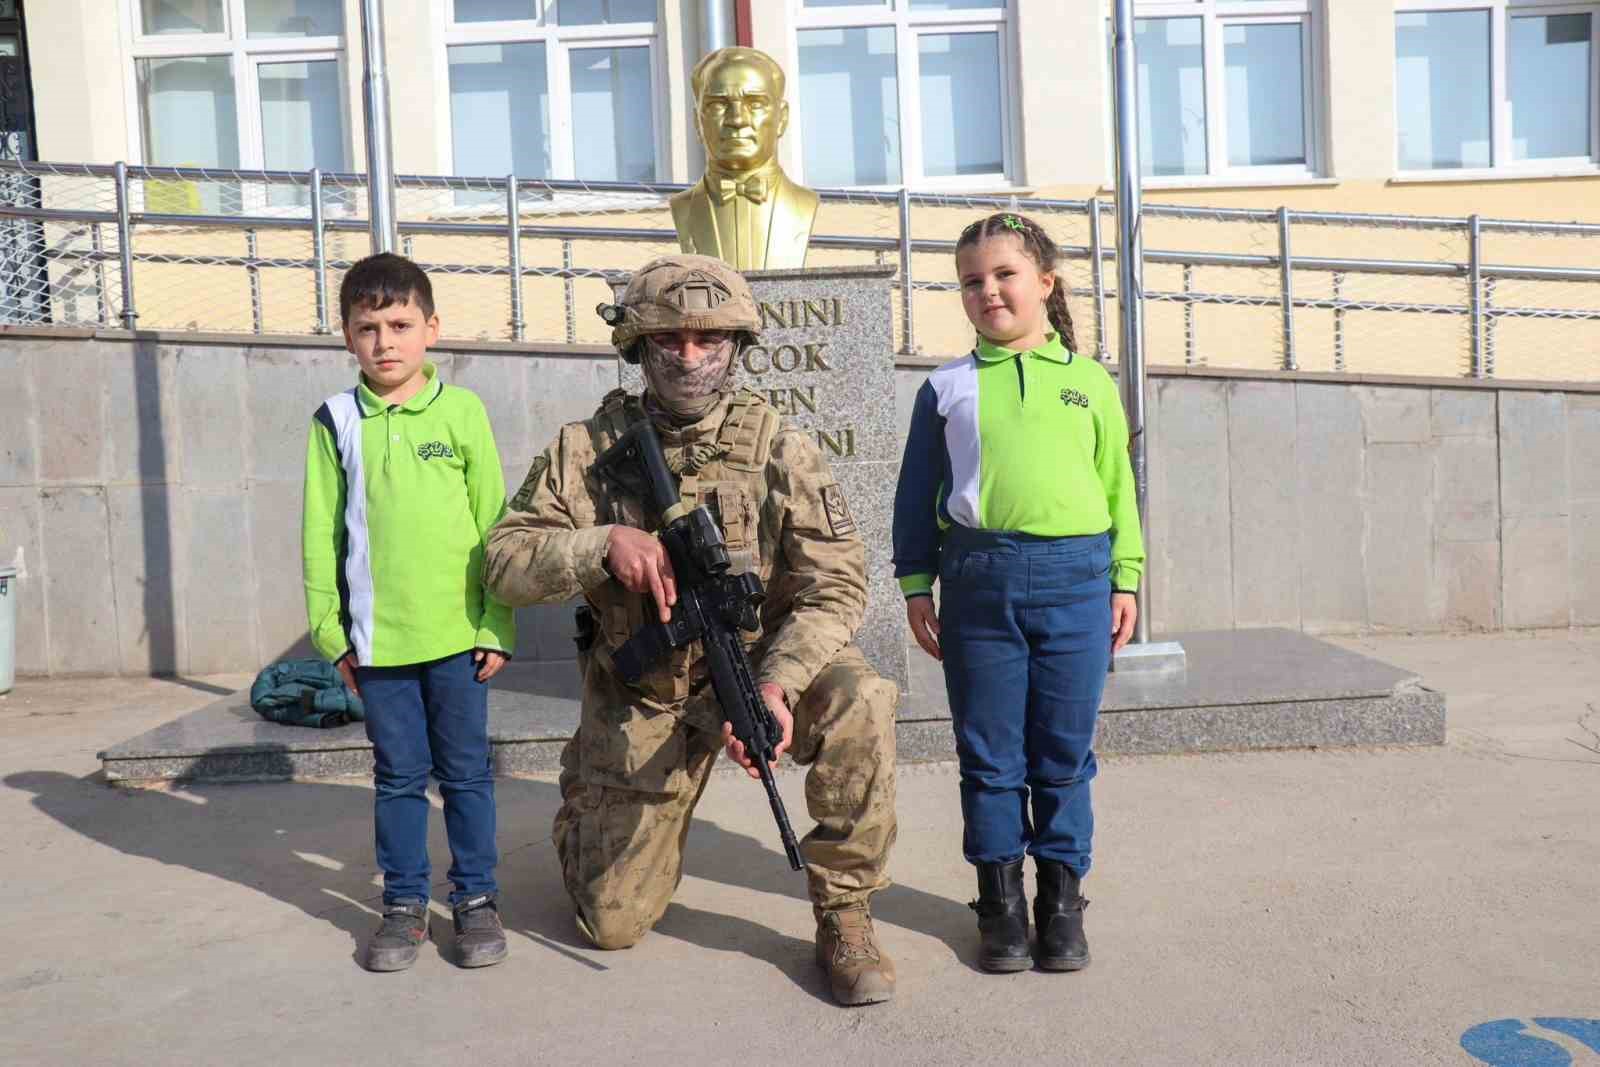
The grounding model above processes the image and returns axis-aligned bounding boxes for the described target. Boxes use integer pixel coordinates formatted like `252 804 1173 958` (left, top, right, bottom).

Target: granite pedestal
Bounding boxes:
99 629 1444 783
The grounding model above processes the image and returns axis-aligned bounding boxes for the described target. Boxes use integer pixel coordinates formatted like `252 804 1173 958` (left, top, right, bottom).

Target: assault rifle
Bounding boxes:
594 417 804 872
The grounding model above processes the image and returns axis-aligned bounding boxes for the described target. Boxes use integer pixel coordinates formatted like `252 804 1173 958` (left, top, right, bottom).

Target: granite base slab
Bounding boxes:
99 629 1443 783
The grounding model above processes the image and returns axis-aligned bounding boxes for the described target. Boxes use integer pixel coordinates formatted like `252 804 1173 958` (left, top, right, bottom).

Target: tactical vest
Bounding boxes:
584 388 784 705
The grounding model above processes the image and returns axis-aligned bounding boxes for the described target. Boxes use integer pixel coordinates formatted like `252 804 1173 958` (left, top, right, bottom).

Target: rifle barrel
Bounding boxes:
758 758 804 871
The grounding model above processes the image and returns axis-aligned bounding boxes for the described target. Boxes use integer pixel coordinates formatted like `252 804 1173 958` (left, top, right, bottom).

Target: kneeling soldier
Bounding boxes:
484 254 898 1005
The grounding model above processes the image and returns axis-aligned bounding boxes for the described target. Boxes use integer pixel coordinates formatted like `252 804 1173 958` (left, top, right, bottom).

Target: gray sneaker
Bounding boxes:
363 900 430 973
452 894 508 968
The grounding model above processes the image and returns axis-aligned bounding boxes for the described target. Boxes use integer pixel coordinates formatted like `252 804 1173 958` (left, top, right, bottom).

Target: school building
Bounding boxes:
2 0 1599 378
3 1 1598 679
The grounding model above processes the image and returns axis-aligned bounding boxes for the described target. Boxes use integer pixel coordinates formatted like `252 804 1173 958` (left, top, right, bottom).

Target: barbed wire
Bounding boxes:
0 160 1596 381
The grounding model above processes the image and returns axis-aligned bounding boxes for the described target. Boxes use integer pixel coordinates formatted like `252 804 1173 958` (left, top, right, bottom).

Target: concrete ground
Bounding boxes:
2 631 1597 1067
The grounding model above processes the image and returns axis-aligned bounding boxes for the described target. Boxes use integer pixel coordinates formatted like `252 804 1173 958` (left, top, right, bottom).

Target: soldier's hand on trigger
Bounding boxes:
722 682 795 779
604 525 679 623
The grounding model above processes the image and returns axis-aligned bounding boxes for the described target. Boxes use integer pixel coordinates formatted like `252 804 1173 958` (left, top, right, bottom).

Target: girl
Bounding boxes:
891 212 1143 973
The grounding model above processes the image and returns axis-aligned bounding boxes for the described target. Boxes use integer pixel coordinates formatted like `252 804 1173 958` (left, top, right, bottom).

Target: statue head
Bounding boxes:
691 47 789 175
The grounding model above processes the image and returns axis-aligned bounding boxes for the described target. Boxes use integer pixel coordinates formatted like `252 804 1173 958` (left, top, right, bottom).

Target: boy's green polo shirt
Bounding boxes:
302 361 517 667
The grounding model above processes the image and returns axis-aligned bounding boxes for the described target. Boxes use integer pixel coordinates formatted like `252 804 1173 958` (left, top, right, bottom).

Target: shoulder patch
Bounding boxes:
509 455 550 512
820 482 857 538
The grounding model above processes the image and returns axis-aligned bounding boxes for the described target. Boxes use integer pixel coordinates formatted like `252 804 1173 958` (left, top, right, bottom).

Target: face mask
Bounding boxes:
639 333 735 420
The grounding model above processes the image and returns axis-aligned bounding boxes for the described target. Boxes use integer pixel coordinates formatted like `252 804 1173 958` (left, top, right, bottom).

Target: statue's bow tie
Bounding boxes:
714 175 768 204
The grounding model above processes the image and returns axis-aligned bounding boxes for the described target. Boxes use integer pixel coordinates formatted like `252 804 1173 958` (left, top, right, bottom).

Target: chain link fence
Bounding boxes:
2 159 1597 382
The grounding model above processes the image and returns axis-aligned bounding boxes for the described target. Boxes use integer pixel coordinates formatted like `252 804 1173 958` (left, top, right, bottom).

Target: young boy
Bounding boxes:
302 253 517 972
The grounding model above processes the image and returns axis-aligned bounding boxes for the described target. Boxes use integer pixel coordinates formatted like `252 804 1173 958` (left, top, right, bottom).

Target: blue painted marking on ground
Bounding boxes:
1461 1018 1600 1067
1533 1020 1600 1056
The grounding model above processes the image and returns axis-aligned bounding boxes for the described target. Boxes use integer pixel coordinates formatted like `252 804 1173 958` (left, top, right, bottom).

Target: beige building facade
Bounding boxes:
23 1 1600 214
10 1 1600 376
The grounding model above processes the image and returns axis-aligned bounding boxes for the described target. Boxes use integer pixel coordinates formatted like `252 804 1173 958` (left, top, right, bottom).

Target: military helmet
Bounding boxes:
599 253 760 361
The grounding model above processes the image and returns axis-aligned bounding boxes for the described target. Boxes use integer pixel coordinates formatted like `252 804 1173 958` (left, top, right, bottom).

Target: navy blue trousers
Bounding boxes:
355 650 497 906
939 529 1112 875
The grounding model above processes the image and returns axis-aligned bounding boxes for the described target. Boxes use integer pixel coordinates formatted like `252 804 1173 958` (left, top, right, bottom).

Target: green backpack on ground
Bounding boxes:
249 659 365 728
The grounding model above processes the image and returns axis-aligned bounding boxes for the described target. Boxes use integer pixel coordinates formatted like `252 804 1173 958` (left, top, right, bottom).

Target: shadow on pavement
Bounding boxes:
5 769 979 990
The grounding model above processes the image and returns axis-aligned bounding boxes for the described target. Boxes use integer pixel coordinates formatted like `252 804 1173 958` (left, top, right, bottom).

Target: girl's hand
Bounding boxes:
1111 592 1137 653
906 596 942 661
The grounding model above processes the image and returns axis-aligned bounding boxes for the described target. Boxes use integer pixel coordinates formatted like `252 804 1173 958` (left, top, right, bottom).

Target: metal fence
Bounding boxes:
2 158 1598 381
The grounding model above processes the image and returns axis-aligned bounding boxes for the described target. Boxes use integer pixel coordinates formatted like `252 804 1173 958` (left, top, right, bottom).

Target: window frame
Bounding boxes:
119 0 349 186
787 0 1019 192
432 0 667 185
1122 0 1327 183
1394 0 1600 177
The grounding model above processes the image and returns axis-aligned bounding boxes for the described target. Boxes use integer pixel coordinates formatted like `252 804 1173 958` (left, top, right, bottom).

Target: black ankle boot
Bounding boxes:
1034 859 1090 971
969 859 1030 972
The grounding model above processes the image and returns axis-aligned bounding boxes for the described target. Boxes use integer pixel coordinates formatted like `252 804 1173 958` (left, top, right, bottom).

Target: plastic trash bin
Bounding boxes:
0 566 15 694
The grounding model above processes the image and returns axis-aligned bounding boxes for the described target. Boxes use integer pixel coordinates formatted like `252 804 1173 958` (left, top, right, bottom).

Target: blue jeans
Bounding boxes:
939 529 1112 874
355 650 497 906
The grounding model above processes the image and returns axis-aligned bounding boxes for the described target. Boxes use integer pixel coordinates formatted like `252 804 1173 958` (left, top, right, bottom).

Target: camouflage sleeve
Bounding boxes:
483 424 614 608
755 428 869 706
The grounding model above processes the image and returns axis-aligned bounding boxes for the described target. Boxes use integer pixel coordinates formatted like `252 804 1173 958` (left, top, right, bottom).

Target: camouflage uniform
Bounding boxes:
484 368 898 953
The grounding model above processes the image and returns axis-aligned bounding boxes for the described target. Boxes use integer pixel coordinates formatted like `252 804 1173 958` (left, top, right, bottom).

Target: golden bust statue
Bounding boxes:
671 47 819 272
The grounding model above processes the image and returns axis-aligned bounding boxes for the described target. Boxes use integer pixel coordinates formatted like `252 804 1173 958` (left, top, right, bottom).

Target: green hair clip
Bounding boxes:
1001 214 1025 231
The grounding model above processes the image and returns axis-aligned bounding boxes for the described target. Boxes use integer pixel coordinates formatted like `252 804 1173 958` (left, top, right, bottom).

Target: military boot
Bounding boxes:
1034 859 1090 972
970 859 1030 973
362 900 430 973
451 893 508 968
815 906 896 1006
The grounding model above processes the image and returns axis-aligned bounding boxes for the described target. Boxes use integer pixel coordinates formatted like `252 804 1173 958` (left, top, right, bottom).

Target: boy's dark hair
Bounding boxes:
339 253 435 324
955 212 1078 354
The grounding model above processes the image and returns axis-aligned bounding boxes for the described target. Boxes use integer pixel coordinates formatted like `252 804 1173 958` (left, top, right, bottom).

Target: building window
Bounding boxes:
792 0 1012 189
1396 2 1598 173
442 0 661 185
125 0 347 209
1124 1 1321 179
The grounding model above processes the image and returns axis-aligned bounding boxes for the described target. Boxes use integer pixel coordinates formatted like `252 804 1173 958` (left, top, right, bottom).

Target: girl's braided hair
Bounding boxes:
955 212 1078 354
